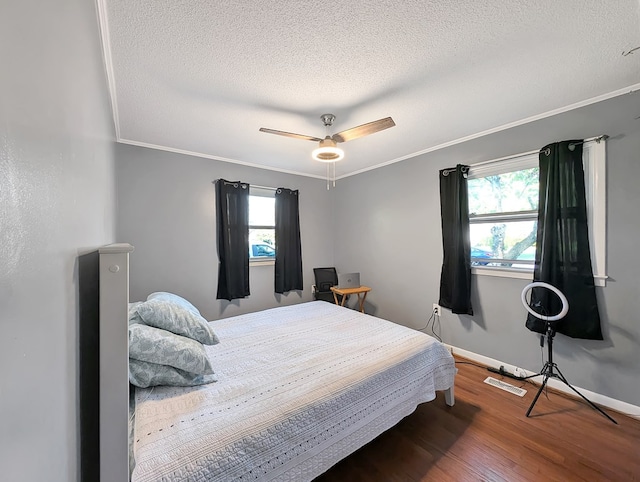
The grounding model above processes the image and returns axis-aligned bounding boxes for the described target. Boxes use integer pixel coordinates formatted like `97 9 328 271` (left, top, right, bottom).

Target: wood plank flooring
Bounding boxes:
315 356 640 481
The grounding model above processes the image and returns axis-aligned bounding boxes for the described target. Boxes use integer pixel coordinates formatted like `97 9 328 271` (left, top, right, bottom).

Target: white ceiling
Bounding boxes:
99 0 640 179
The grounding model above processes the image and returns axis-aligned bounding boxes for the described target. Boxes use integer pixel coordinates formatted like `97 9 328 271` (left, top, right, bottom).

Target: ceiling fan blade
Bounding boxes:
259 127 322 142
332 117 396 143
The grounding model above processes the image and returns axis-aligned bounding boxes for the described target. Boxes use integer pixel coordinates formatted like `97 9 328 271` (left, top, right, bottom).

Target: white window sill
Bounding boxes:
250 258 275 267
472 266 607 287
472 266 533 280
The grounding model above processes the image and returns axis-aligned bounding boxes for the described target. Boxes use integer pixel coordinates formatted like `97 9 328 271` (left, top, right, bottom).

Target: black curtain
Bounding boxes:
438 165 473 315
526 141 602 339
215 179 250 301
274 188 303 294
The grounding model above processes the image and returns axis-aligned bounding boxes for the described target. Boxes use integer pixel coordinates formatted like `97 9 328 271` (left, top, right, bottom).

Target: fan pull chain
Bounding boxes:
333 162 336 188
326 163 330 190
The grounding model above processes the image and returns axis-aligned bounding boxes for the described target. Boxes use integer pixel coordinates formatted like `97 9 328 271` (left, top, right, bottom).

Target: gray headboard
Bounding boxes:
99 243 134 482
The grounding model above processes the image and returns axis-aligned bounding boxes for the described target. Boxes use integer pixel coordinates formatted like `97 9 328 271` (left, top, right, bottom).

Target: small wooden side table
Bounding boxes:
330 286 372 313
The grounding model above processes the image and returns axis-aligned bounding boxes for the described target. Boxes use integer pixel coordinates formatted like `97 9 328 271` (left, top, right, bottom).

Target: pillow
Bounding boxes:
128 302 143 325
129 359 217 389
135 299 219 345
129 324 214 375
147 291 200 315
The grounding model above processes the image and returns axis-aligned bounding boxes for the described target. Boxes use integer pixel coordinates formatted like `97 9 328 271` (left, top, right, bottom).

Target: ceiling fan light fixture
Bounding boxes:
312 137 344 162
312 146 344 162
260 113 394 166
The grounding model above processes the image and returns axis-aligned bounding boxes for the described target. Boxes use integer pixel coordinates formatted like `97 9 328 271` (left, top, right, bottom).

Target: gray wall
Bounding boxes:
115 94 640 408
0 1 116 481
332 97 640 407
115 144 334 320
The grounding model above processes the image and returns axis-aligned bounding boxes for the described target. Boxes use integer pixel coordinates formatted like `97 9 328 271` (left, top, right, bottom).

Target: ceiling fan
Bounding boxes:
259 114 395 162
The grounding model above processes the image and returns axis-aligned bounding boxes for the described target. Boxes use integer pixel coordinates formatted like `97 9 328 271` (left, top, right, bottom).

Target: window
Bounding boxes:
468 155 539 269
249 187 276 264
467 140 607 286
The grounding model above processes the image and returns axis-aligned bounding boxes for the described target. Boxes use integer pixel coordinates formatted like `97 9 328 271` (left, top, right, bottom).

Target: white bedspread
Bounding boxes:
132 301 456 482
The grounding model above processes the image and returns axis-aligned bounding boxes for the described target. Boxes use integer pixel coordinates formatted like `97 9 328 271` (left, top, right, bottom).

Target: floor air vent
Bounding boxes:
484 376 527 397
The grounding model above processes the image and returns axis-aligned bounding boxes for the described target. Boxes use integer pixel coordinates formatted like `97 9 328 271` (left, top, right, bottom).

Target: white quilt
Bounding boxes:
131 301 456 482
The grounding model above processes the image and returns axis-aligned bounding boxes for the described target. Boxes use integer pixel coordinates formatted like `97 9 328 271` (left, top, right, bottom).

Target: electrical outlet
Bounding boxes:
432 303 440 316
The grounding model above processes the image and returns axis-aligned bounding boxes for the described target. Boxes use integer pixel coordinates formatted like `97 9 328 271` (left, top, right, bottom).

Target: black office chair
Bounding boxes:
312 267 340 303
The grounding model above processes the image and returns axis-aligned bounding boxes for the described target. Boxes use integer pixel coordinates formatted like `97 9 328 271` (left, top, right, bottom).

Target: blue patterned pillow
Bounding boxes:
135 299 219 345
129 359 217 388
147 291 201 315
129 324 214 375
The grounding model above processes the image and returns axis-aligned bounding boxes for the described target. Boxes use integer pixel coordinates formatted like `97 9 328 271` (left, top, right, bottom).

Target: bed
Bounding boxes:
98 244 456 482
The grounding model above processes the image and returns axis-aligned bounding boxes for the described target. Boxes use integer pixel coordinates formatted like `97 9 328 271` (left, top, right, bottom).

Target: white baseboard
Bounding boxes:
445 344 640 420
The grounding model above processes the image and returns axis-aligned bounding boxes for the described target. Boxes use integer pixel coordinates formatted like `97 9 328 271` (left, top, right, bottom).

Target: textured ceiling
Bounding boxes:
99 0 640 179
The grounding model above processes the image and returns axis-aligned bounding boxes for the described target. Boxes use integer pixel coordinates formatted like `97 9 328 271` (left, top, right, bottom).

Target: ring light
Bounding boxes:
521 281 569 322
519 281 616 423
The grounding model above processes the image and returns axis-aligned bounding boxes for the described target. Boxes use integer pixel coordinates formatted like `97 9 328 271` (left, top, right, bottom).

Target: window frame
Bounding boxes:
248 187 276 267
468 153 538 271
467 140 607 286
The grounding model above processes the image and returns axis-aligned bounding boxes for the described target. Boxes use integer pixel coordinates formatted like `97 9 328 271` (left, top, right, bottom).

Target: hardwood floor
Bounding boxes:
315 356 640 481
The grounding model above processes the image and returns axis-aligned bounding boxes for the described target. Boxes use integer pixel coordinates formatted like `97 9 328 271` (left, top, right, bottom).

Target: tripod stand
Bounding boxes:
525 320 617 424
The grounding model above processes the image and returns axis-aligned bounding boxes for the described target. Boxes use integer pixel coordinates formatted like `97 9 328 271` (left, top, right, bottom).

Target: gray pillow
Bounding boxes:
135 299 219 345
147 291 201 315
129 324 214 375
129 359 217 389
128 301 143 325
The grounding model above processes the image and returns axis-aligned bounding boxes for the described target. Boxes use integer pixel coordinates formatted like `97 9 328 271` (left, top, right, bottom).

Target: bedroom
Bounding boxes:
1 1 639 481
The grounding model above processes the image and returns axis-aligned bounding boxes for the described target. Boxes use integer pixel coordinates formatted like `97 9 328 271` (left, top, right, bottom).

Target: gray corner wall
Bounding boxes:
115 144 334 320
333 98 640 408
0 1 116 481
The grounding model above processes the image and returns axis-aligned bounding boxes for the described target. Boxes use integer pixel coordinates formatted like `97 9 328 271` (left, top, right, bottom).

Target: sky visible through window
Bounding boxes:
249 195 275 226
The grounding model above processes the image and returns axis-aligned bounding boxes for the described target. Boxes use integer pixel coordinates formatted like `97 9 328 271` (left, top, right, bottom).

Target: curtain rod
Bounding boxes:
568 135 609 151
250 184 277 191
210 181 278 191
469 135 609 168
